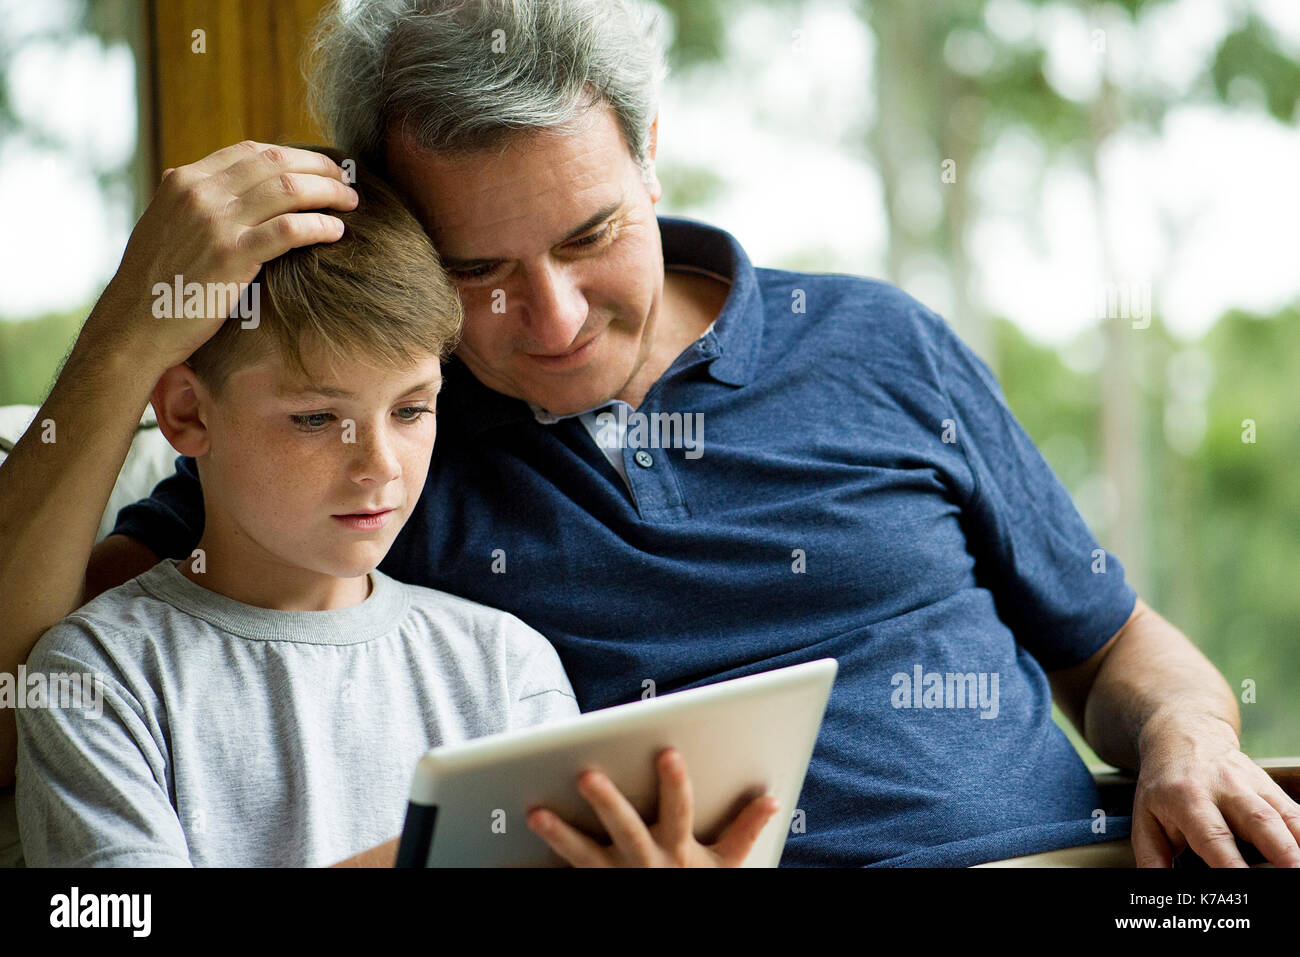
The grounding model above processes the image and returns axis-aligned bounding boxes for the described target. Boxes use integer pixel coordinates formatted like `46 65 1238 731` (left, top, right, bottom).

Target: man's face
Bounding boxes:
386 103 665 416
192 343 443 582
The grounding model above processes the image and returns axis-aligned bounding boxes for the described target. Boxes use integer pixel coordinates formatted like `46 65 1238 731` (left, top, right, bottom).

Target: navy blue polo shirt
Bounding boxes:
113 215 1138 867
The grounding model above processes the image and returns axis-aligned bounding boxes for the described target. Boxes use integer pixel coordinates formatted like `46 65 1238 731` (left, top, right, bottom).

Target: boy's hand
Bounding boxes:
525 747 781 867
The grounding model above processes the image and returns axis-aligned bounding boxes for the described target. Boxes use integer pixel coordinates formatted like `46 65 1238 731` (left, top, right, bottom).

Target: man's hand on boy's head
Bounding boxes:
84 141 358 375
525 747 781 867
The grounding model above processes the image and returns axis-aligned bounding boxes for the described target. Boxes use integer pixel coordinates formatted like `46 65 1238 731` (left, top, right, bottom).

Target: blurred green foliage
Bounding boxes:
997 310 1300 762
0 310 82 406
1213 15 1300 120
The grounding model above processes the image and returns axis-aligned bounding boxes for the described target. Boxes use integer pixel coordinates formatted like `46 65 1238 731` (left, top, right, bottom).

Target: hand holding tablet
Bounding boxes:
525 746 782 867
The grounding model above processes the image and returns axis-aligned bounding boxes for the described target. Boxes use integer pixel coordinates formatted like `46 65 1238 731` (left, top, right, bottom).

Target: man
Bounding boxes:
2 0 1297 866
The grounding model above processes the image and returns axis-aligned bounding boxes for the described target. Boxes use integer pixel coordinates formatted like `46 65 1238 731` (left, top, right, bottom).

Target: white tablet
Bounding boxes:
394 657 838 867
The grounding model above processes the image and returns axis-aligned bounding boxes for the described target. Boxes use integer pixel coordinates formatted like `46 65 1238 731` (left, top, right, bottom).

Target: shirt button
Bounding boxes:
634 450 654 468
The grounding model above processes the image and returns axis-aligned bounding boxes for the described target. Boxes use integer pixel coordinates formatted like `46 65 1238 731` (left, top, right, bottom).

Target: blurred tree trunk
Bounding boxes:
867 1 914 289
1087 64 1148 596
937 66 984 365
865 1 990 368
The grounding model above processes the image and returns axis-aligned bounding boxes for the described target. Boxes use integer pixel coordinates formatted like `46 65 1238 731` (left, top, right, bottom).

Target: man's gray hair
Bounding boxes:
307 0 668 176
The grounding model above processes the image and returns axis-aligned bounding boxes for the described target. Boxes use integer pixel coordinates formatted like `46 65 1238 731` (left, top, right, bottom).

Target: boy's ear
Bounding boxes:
150 364 213 457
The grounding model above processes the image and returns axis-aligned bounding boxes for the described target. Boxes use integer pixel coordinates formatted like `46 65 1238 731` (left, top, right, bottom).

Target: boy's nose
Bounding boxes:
349 425 401 486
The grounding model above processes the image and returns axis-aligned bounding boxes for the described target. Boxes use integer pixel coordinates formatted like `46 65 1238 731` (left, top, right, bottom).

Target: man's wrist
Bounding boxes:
1138 707 1240 761
69 300 174 394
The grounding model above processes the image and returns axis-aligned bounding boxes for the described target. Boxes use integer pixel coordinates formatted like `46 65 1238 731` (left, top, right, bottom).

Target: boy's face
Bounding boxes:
165 338 442 592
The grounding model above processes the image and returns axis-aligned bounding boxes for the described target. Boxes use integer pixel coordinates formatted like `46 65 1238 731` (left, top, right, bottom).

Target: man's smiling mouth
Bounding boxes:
525 330 602 368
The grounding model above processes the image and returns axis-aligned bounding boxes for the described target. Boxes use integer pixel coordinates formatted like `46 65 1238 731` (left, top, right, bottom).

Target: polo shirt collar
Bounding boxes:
442 215 763 435
659 215 763 388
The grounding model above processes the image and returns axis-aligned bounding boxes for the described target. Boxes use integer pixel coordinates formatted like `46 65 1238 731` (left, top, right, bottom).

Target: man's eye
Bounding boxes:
451 263 500 282
396 406 433 422
290 412 335 431
572 225 610 248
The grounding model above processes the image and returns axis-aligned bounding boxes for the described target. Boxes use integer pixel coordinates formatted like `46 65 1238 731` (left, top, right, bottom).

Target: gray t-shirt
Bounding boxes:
16 559 580 867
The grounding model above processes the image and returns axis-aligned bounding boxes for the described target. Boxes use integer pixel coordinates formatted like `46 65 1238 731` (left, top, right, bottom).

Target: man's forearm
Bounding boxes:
1082 603 1240 773
330 837 400 867
0 317 162 786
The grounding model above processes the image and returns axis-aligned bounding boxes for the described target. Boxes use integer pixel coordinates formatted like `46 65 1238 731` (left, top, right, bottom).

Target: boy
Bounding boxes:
15 146 776 867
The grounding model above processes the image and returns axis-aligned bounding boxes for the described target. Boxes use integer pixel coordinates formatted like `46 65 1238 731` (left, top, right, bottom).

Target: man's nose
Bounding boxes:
519 259 588 353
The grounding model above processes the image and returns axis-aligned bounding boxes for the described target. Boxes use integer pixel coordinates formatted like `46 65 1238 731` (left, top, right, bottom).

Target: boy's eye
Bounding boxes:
291 408 432 430
290 412 335 431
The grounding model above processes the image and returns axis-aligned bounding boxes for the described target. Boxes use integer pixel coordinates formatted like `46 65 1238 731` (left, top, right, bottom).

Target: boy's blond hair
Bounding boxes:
186 144 462 395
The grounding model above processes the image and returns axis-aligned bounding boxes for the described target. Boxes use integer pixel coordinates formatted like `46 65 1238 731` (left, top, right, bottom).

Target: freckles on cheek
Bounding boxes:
230 424 317 490
238 437 294 496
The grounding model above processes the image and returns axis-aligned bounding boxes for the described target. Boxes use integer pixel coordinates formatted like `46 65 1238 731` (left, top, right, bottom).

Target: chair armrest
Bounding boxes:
1091 757 1300 815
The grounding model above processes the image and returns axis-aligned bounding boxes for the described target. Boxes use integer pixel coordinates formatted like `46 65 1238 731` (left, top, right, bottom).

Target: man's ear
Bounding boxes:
643 113 662 204
150 364 213 458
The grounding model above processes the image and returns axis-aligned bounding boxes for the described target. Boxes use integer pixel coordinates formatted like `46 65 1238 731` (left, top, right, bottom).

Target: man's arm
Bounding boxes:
85 534 167 606
0 141 357 788
1049 597 1300 867
1057 598 1238 771
1046 598 1137 743
330 837 400 867
0 346 162 789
